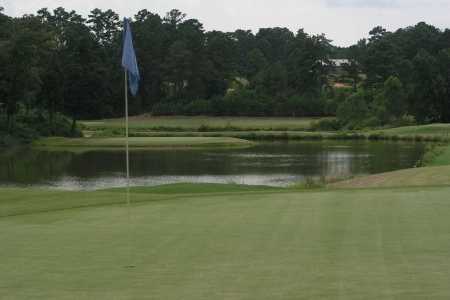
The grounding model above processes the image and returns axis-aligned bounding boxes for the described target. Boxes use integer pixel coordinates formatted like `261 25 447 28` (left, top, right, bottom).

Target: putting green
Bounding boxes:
33 136 253 149
1 184 450 299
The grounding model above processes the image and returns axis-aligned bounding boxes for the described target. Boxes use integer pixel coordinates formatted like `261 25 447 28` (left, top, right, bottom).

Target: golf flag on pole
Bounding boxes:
122 18 140 96
121 18 139 268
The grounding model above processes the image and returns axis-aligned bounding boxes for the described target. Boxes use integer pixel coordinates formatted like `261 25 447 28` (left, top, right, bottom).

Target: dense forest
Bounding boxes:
1 6 450 140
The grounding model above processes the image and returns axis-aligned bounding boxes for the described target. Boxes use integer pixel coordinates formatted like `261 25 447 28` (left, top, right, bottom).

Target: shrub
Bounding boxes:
284 94 326 117
0 109 81 144
217 89 269 116
336 91 369 129
361 116 383 128
183 99 213 115
324 87 353 115
152 100 185 115
392 115 417 127
311 118 342 131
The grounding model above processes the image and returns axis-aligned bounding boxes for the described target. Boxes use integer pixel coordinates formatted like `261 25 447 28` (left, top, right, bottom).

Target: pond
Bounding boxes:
0 141 426 190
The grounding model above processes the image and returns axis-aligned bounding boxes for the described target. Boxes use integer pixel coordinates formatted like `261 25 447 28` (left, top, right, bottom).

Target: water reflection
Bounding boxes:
0 141 425 190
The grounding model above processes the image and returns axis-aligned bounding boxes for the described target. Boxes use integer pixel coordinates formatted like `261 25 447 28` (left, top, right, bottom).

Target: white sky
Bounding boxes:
2 0 450 46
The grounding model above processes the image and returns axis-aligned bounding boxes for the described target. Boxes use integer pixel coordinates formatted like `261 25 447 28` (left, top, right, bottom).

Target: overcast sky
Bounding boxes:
2 0 450 46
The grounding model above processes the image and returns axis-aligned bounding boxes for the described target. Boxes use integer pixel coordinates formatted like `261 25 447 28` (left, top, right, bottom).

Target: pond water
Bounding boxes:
0 141 426 190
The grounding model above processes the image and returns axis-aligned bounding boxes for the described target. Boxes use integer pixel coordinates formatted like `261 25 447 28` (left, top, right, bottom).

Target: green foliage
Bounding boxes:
151 100 185 115
337 91 369 129
323 87 353 115
283 94 326 117
149 90 330 117
382 76 406 118
254 62 288 97
392 115 417 127
349 23 450 124
183 99 213 115
0 7 335 127
2 6 450 130
286 30 332 95
218 89 270 116
336 76 415 129
372 76 406 124
0 108 81 144
311 118 342 131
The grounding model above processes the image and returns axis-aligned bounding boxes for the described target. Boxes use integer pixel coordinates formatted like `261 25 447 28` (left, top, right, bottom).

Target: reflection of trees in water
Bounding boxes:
319 142 425 179
41 150 239 177
320 151 353 178
0 142 426 186
0 148 74 184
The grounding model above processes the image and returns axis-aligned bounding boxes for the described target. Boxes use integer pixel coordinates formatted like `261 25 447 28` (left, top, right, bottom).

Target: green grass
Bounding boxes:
0 184 281 217
373 123 450 137
373 123 450 168
82 116 450 143
110 183 281 195
81 116 327 132
128 130 335 140
33 137 253 149
426 145 450 166
330 165 450 189
6 120 450 298
2 184 450 299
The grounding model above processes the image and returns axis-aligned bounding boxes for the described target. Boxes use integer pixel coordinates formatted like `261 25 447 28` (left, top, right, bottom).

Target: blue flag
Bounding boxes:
122 18 140 96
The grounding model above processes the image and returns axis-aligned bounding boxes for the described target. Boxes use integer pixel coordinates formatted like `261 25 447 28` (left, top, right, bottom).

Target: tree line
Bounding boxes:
333 24 450 129
1 6 450 140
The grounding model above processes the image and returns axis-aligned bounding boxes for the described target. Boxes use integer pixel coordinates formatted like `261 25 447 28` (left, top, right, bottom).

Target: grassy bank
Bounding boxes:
429 146 450 166
81 116 450 143
33 136 253 149
81 128 450 142
420 143 450 167
81 116 326 132
330 165 450 189
372 123 450 137
1 184 450 299
326 124 450 189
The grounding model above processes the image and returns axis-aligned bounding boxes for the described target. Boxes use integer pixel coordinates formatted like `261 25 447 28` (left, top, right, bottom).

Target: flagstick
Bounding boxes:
125 71 130 190
124 71 135 269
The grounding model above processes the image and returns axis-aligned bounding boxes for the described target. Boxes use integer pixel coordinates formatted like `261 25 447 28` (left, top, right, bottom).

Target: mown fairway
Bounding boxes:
2 184 450 299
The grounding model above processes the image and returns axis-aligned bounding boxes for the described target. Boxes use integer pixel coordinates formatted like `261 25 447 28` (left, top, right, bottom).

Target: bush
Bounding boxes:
209 90 273 116
361 116 383 128
0 109 81 144
336 91 370 129
17 111 81 138
324 87 353 115
324 98 338 116
152 100 185 115
183 99 213 115
392 115 417 127
311 118 342 131
283 94 326 117
222 89 270 116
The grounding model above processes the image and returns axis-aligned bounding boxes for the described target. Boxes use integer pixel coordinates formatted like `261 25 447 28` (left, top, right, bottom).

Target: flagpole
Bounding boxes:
122 17 137 269
124 70 135 269
125 71 130 193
